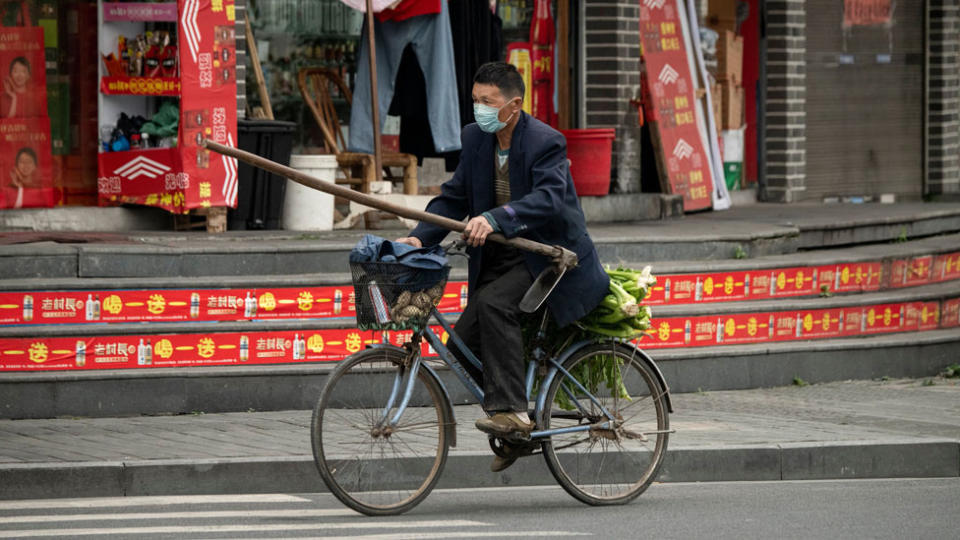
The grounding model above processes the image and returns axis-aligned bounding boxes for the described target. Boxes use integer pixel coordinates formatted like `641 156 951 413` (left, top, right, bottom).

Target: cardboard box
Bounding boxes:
717 30 743 84
720 81 744 130
709 0 739 19
707 0 739 33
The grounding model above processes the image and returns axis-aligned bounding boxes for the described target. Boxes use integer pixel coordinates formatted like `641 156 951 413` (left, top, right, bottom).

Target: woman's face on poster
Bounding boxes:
16 152 36 178
10 62 29 88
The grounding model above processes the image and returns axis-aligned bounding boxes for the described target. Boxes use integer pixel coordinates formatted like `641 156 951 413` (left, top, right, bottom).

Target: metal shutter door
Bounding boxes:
803 0 925 201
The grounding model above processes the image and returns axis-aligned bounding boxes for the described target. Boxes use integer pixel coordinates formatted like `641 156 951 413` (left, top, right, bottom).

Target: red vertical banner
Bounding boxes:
178 0 238 208
529 0 555 126
639 2 712 211
0 26 52 209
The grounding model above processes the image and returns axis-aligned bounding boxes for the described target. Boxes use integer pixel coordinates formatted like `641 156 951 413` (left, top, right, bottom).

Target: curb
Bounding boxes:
1 440 957 500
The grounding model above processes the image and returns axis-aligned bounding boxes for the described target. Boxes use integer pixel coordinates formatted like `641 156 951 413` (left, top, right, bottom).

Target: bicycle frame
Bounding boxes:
374 306 621 439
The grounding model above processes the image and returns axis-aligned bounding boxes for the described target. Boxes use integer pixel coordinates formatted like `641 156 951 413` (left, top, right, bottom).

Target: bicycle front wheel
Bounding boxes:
312 347 450 516
541 341 669 505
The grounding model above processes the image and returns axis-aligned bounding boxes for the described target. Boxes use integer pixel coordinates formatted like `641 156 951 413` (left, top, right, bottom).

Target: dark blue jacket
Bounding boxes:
411 112 609 327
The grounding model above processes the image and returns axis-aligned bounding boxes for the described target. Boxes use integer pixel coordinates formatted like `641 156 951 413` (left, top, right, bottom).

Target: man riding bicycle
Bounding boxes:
396 62 609 471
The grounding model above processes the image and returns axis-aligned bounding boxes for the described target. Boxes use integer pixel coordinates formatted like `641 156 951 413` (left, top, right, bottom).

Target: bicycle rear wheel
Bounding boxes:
541 341 669 505
312 347 450 516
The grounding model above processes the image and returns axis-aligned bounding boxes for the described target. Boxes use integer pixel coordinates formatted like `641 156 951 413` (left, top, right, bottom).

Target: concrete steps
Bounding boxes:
4 204 960 418
2 202 960 279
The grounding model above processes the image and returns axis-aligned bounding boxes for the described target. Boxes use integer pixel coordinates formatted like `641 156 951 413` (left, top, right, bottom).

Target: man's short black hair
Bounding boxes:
473 62 524 100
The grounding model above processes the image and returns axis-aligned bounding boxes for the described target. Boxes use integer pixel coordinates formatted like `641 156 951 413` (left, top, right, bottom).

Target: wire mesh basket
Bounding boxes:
350 261 451 331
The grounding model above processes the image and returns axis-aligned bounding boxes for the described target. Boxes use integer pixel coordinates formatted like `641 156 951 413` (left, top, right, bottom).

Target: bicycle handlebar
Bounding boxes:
203 139 579 271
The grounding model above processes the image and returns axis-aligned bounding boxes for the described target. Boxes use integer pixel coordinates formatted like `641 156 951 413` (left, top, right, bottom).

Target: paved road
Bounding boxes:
0 478 957 539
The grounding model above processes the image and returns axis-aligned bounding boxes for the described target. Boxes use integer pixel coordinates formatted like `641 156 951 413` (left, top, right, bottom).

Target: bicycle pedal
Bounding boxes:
503 432 532 444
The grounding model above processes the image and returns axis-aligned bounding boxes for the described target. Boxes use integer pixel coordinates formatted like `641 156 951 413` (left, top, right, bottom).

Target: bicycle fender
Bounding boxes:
535 340 674 416
368 343 458 447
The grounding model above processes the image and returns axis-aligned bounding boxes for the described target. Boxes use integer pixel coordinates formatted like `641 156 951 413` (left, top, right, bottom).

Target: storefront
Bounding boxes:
0 0 239 216
245 0 571 171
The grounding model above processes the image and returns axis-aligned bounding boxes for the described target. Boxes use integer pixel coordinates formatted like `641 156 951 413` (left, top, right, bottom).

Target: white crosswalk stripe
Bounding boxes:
0 494 310 510
207 534 590 540
0 509 355 523
0 493 591 539
0 519 485 538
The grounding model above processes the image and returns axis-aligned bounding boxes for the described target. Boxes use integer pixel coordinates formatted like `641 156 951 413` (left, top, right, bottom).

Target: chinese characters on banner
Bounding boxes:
0 26 53 209
2 296 959 371
639 1 712 211
843 0 892 28
0 326 447 371
0 252 958 327
96 0 238 212
0 282 470 326
180 0 238 208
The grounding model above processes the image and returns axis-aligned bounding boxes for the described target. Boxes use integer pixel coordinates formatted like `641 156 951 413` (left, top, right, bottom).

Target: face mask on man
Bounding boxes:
473 99 518 133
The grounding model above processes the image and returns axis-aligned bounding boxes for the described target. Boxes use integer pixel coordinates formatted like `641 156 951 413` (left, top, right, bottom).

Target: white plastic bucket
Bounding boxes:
283 154 337 231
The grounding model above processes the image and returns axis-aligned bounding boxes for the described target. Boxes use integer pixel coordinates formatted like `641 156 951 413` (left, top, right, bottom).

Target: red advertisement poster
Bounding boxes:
932 252 960 283
0 282 470 326
942 298 960 329
912 301 942 331
0 27 47 119
97 148 186 211
0 325 448 372
644 262 888 306
815 262 883 293
889 256 934 288
5 297 960 371
639 2 712 211
179 0 238 208
0 116 53 208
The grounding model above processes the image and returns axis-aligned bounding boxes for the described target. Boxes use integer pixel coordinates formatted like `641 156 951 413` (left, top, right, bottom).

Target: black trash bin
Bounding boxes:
228 119 297 230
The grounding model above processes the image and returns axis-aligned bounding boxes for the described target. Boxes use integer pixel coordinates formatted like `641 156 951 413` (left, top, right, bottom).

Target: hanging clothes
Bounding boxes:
390 0 502 169
348 0 460 156
448 0 503 128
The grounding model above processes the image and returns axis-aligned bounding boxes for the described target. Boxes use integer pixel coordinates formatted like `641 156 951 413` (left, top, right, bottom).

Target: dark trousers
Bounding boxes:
453 245 532 412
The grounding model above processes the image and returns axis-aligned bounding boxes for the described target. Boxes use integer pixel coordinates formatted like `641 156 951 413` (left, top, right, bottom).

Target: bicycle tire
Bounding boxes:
540 341 669 506
311 347 450 516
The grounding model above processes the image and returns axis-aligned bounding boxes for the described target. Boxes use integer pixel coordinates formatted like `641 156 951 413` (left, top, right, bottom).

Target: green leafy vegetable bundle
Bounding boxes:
578 265 656 339
526 266 657 410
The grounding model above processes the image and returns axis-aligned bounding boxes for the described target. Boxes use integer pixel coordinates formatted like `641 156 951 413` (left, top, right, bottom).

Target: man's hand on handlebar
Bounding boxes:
394 236 422 248
463 216 493 247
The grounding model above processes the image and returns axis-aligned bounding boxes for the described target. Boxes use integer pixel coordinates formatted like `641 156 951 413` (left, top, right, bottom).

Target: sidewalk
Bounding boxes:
1 377 958 499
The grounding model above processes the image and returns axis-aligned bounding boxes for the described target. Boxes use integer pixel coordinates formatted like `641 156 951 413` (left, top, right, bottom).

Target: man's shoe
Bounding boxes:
475 412 534 437
490 454 518 473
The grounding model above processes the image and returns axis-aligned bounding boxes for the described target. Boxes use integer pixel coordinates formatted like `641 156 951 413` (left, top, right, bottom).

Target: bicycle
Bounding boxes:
311 240 674 516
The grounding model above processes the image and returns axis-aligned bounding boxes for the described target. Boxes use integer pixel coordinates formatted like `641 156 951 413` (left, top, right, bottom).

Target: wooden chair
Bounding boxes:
298 67 418 195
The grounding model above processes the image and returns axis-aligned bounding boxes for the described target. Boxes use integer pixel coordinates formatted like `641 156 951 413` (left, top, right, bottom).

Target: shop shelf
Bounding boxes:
100 76 181 96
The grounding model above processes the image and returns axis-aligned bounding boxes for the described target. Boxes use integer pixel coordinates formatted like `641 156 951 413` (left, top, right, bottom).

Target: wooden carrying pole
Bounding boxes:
203 139 577 268
364 0 383 177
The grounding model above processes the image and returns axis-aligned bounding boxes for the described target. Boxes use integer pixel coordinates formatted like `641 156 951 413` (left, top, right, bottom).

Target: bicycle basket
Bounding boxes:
350 261 451 331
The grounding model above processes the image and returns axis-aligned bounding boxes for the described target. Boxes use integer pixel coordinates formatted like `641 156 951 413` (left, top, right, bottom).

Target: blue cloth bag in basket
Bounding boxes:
349 234 448 269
